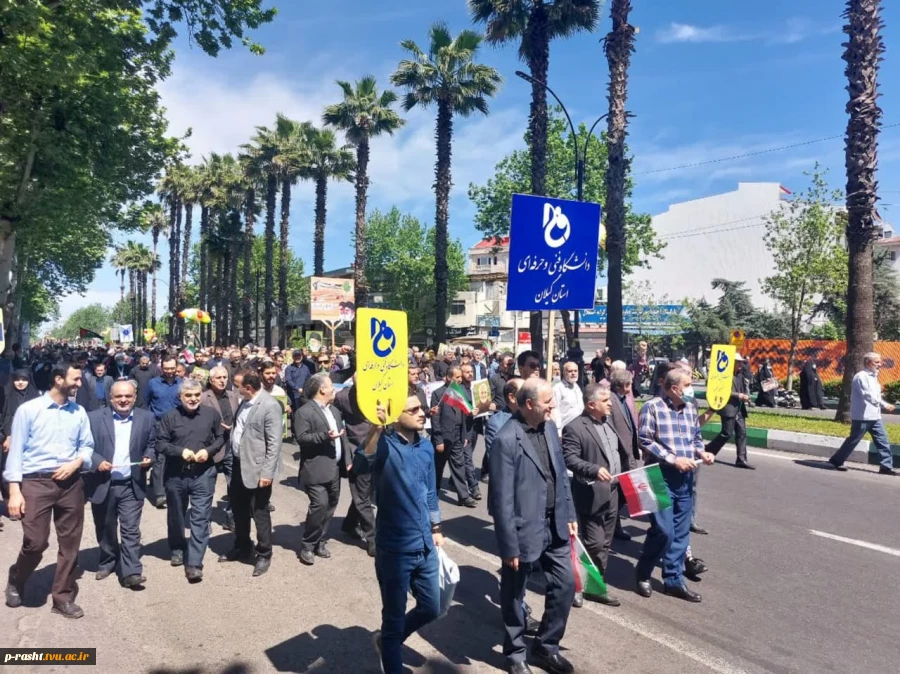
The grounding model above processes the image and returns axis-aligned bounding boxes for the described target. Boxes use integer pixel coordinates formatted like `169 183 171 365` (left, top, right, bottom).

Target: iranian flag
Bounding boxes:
618 464 673 517
571 535 607 597
441 382 474 415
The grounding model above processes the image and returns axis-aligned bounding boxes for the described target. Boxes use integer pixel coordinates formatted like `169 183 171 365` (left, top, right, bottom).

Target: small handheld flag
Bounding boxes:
79 327 105 341
441 382 474 416
571 535 608 597
618 464 673 517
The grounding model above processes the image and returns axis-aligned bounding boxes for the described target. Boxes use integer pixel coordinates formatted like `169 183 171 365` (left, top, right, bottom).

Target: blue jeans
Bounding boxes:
164 468 216 568
637 468 694 588
375 547 440 674
831 419 893 469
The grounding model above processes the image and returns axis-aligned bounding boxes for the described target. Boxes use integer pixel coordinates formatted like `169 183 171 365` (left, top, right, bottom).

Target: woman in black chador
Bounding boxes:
0 369 40 501
799 360 826 410
756 358 776 408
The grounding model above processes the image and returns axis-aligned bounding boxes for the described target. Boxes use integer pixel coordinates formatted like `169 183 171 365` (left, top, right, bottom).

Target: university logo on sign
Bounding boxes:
355 309 408 425
707 345 736 411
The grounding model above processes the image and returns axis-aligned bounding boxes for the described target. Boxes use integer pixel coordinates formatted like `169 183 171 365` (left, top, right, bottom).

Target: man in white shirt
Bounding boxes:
552 361 584 435
829 352 897 475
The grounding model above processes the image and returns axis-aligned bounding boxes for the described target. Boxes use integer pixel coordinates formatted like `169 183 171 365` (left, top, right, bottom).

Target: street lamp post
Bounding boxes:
514 71 607 348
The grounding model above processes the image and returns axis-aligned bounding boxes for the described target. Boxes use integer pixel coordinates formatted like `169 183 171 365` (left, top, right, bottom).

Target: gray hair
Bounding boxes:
305 372 331 400
610 360 626 372
516 377 550 409
209 365 229 378
609 368 632 392
583 382 611 405
664 368 690 390
179 378 203 396
864 352 881 364
110 379 138 396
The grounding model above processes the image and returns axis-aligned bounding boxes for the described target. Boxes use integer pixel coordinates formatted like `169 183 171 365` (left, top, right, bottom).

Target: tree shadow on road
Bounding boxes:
440 514 497 559
148 663 252 674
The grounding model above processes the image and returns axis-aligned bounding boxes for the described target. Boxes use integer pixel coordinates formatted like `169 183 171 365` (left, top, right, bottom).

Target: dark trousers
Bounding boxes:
637 469 694 588
705 414 748 463
499 517 575 666
302 475 340 552
91 481 144 578
230 457 273 558
435 447 449 492
10 476 84 605
447 442 471 502
580 491 618 575
831 419 893 469
165 468 216 568
375 547 440 674
344 470 375 540
217 450 234 516
148 450 166 503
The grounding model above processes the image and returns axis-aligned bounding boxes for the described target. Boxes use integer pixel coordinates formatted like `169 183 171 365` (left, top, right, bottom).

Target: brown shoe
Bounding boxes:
51 601 85 619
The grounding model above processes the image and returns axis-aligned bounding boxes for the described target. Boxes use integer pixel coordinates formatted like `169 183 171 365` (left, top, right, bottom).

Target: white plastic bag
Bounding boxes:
437 546 460 618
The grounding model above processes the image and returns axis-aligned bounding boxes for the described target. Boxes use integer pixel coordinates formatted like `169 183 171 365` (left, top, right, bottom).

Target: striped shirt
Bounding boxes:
638 395 705 465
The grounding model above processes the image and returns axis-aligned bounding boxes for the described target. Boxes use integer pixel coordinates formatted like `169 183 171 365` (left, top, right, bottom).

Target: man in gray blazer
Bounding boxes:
217 370 283 577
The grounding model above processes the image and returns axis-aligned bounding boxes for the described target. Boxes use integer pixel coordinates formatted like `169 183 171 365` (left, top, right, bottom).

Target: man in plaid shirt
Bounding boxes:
636 366 714 603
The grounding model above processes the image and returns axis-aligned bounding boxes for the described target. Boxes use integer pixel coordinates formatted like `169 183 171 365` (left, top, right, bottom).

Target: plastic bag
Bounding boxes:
437 546 459 618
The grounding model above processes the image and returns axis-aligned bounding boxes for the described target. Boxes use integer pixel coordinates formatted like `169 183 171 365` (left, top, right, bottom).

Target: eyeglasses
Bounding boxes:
402 405 423 415
182 393 201 399
318 360 329 365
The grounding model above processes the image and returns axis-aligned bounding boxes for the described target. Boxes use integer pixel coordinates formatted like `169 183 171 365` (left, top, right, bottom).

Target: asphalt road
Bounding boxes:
1 438 898 674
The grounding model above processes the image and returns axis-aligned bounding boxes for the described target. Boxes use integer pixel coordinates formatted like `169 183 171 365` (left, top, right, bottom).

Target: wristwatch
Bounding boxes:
431 524 443 534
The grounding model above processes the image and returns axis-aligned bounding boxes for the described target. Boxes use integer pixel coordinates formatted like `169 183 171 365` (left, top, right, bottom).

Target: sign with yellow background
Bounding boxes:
730 329 745 351
707 344 736 411
355 308 409 425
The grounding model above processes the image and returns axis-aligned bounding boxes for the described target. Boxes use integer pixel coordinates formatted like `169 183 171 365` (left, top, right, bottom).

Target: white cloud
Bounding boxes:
655 18 838 46
656 22 748 44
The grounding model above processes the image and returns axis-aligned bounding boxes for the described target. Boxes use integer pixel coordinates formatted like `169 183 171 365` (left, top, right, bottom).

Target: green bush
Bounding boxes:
885 381 900 404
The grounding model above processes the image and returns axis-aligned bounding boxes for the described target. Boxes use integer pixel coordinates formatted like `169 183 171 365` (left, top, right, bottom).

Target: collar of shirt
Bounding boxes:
42 392 75 411
314 399 330 411
515 413 545 435
112 411 134 422
661 395 686 412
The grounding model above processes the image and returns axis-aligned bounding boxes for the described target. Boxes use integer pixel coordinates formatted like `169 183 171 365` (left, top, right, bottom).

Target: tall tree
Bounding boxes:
144 204 168 329
471 0 600 355
604 0 638 360
300 127 355 276
837 0 886 422
324 77 405 309
158 167 184 341
392 23 502 348
110 248 129 302
178 165 201 340
238 152 263 344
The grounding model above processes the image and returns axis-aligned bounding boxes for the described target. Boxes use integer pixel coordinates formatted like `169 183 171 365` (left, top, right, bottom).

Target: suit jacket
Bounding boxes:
489 417 576 563
608 393 641 464
200 388 241 461
429 384 447 444
435 396 467 450
293 399 344 485
562 414 632 516
719 374 749 420
90 375 114 408
84 407 157 504
232 390 283 489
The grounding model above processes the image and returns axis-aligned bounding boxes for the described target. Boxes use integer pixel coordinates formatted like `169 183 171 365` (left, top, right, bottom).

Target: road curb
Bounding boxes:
700 424 900 465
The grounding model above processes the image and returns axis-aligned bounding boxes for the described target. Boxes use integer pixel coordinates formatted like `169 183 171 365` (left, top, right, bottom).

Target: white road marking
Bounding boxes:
443 539 751 674
808 530 900 557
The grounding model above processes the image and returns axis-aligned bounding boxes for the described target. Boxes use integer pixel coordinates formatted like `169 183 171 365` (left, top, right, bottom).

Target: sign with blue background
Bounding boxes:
506 194 601 311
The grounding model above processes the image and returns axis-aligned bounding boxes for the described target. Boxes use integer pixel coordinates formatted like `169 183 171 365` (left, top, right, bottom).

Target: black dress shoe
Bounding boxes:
121 574 146 588
299 549 316 566
184 566 203 583
613 528 632 541
828 459 848 471
461 498 477 508
690 524 708 535
480 474 490 484
252 557 271 577
589 591 621 607
267 502 276 512
367 538 377 558
5 582 23 608
95 568 114 581
684 557 708 581
52 601 85 619
154 499 167 509
472 490 483 501
218 547 254 563
222 514 235 532
525 615 541 636
530 650 574 674
879 467 898 476
315 543 331 559
636 579 652 598
170 550 184 567
735 461 756 470
509 663 533 674
664 584 701 602
572 591 584 608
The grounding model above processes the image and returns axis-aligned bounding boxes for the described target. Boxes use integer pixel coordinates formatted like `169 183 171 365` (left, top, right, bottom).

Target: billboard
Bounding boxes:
310 277 355 323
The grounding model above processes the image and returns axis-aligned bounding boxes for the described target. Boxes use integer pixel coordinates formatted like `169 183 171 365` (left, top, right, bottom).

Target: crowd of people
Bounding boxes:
0 339 896 674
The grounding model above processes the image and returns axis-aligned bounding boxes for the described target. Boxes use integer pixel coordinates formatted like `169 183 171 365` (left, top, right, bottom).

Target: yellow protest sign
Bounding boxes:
355 308 408 425
730 329 745 351
707 344 737 411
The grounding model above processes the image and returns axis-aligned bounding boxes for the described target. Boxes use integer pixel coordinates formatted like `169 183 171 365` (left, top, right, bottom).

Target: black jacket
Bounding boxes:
84 407 157 504
562 413 632 516
719 373 749 420
293 400 344 485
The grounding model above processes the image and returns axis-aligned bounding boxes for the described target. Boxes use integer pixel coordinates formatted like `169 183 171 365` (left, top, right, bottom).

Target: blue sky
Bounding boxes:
55 0 900 324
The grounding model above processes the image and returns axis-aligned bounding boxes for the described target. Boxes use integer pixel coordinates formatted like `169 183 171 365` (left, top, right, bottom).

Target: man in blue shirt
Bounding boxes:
354 395 444 674
144 356 182 508
4 363 94 619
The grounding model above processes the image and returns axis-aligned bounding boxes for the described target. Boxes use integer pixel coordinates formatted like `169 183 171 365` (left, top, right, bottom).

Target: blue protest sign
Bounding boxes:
506 194 601 311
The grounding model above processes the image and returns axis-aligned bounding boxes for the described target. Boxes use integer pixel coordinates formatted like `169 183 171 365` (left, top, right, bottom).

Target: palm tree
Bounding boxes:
143 204 167 329
392 23 502 348
470 0 600 355
300 127 355 276
110 247 129 301
121 241 144 334
127 243 155 344
178 165 201 339
837 0 886 422
324 77 405 309
238 152 263 344
603 0 637 361
241 126 280 347
157 166 184 341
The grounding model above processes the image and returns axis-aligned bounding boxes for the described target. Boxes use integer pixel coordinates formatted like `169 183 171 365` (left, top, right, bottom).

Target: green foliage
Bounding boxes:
47 304 111 341
467 106 663 274
808 321 845 340
143 0 276 56
109 298 134 328
364 208 468 334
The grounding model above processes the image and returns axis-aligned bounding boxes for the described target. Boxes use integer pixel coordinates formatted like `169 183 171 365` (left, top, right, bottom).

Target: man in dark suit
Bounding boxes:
85 380 156 589
432 366 477 508
90 362 114 408
490 355 516 411
608 368 641 542
562 383 632 608
704 354 755 469
489 378 578 674
428 368 451 490
293 373 345 566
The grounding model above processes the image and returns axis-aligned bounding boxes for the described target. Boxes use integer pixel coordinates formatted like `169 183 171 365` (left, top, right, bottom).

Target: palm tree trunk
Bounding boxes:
119 269 125 300
314 177 327 276
181 201 193 311
604 0 636 361
223 246 232 344
214 254 223 345
243 188 255 344
143 272 149 343
135 272 142 345
198 205 208 325
151 231 159 329
837 0 885 422
433 101 452 350
174 200 185 343
167 199 178 340
279 179 291 349
264 175 277 348
526 3 551 356
205 212 217 346
230 238 240 345
354 139 370 310
129 270 136 333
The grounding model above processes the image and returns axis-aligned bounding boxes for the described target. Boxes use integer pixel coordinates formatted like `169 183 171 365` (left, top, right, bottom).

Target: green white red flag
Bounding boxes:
618 464 673 517
441 382 474 415
570 535 607 597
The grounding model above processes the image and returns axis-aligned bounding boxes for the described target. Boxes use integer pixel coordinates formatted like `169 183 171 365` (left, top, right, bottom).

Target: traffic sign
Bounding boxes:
707 344 737 411
506 194 602 311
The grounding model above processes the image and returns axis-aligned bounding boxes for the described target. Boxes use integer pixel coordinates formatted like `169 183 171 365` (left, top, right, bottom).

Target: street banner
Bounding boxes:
306 331 324 353
730 329 746 351
119 325 134 343
356 308 408 425
707 344 736 411
506 194 602 311
310 277 355 322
